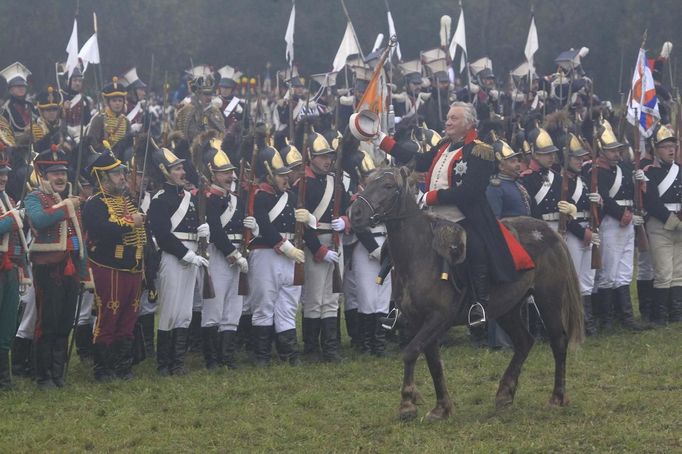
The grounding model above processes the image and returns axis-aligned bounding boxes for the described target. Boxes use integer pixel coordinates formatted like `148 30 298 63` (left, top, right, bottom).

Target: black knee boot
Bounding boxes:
0 349 13 390
236 313 253 351
344 309 359 348
139 313 156 358
302 318 321 356
201 326 220 370
358 313 373 353
156 330 172 376
614 285 646 330
220 331 238 369
320 317 340 363
468 263 490 327
636 280 654 322
75 324 93 362
35 336 54 389
275 329 301 366
188 312 202 353
596 288 614 331
92 343 114 382
112 339 134 380
253 325 273 368
651 288 670 326
669 287 682 323
11 336 32 378
370 313 388 357
582 295 597 336
170 328 189 375
51 337 68 387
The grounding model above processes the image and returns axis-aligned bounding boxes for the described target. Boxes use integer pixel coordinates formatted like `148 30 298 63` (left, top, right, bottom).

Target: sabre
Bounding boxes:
137 54 155 208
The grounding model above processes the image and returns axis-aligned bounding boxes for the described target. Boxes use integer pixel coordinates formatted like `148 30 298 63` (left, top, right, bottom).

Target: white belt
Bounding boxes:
574 211 590 220
226 233 243 241
664 203 682 211
541 212 560 221
615 200 633 207
173 232 198 241
280 232 295 240
317 222 333 230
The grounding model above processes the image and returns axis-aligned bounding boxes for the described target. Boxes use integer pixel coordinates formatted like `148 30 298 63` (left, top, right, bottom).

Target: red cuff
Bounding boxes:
340 215 351 234
425 190 439 206
379 136 396 154
314 245 329 263
620 209 633 226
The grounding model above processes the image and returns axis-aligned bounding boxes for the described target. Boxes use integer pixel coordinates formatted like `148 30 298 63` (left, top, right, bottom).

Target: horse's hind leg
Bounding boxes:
494 300 535 408
423 340 452 421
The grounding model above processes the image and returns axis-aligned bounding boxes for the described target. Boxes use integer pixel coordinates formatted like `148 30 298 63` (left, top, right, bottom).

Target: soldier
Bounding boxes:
372 102 522 327
198 137 251 370
643 124 682 324
147 145 210 376
0 152 28 390
217 65 244 130
33 86 63 152
486 137 531 219
174 66 225 144
0 62 35 139
297 132 348 362
121 67 147 129
61 66 92 136
592 120 646 331
87 78 132 155
246 146 308 367
24 146 91 388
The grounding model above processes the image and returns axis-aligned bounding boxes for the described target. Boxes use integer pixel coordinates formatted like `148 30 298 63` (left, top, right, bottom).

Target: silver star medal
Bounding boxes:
454 161 468 176
531 229 543 241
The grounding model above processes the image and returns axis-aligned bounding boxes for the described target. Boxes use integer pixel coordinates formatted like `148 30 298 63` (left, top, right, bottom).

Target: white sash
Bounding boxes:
268 192 289 222
170 191 191 232
220 194 238 227
223 97 241 118
534 170 555 205
608 165 622 199
312 175 334 221
658 163 679 196
70 93 82 106
571 176 584 204
126 101 143 122
140 191 151 214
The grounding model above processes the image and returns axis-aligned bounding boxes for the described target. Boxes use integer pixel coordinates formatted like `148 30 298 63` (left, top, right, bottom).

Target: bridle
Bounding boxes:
355 171 413 227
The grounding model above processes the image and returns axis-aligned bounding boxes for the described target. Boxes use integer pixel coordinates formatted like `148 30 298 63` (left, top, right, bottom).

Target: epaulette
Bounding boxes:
489 176 501 187
435 137 450 149
472 140 494 161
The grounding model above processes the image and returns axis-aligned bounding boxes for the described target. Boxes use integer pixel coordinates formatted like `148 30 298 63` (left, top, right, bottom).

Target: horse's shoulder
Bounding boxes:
471 140 495 161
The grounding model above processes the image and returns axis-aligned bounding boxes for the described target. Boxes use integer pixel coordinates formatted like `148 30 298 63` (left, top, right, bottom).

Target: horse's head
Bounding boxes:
350 166 412 230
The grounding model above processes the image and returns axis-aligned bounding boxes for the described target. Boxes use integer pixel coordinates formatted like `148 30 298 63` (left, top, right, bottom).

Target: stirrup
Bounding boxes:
380 307 400 330
468 302 487 328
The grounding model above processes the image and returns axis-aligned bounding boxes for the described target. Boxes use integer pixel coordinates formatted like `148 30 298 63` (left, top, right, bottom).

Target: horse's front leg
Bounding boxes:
399 352 420 421
423 340 452 421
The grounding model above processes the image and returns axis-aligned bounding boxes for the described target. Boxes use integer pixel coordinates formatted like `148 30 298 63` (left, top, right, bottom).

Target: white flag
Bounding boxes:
524 15 539 76
65 18 79 78
332 22 361 72
387 11 402 61
78 32 100 73
448 10 467 72
284 1 295 66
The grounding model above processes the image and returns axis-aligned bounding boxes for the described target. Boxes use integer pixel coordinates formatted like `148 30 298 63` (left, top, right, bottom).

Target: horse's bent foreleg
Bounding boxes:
494 301 535 408
423 340 452 421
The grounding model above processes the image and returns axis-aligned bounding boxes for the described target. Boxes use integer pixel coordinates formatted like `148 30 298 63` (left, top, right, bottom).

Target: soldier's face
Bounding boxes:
219 87 233 97
602 147 620 164
104 169 127 195
567 155 583 174
0 173 7 191
310 154 333 175
135 88 146 101
47 170 68 193
499 156 522 178
533 152 555 169
213 170 234 190
108 97 125 114
444 106 472 141
168 165 186 186
70 77 83 92
272 174 289 192
41 107 59 122
9 86 26 98
655 142 676 164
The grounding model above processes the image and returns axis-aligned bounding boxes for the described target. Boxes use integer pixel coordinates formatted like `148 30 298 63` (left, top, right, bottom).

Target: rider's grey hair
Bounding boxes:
449 102 478 128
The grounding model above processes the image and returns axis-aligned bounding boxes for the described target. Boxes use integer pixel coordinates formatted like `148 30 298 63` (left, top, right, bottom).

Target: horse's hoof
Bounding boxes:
411 390 424 405
424 407 451 422
399 406 418 422
495 395 514 409
549 394 570 407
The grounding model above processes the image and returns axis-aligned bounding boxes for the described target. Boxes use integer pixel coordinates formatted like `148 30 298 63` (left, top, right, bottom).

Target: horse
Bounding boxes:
349 167 584 421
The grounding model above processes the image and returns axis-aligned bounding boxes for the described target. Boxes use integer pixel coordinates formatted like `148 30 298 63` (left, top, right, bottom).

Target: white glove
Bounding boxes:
489 89 500 101
590 232 601 247
67 125 80 138
228 250 249 274
331 217 346 232
197 223 210 240
372 131 387 147
130 123 143 133
587 192 602 204
557 201 578 218
295 209 317 228
633 169 649 182
182 250 209 268
323 250 340 263
235 104 244 114
211 96 223 110
537 90 548 100
369 247 382 261
632 214 645 226
243 216 259 237
280 240 305 264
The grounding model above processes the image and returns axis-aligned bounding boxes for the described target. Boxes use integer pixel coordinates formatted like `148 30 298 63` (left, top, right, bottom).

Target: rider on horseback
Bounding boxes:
372 102 519 326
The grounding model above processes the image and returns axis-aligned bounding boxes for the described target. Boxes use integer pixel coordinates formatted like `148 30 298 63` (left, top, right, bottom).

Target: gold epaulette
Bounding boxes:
0 116 15 146
472 140 494 161
32 122 46 141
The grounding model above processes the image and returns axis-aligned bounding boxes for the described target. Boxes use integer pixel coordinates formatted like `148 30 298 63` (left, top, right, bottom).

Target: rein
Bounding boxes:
356 171 417 226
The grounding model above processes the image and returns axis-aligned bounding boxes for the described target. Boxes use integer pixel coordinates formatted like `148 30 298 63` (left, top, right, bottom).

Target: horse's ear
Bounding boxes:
399 166 411 191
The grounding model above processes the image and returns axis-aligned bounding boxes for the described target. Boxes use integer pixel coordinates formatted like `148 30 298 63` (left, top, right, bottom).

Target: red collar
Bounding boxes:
257 182 276 195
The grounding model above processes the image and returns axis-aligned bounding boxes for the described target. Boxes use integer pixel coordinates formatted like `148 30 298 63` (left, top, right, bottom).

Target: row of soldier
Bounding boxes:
0 42 680 389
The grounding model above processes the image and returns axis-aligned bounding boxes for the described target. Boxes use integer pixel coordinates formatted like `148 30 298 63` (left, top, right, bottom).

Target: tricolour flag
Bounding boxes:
626 47 660 138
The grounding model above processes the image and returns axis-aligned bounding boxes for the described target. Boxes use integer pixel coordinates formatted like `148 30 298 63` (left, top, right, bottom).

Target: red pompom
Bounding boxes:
64 255 76 276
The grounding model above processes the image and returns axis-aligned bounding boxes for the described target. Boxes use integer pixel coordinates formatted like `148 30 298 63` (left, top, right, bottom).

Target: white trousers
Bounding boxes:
16 284 36 339
565 224 596 296
246 249 300 333
138 290 158 316
342 252 359 311
201 244 243 332
646 217 682 288
302 233 341 319
595 216 635 289
78 291 95 325
352 237 391 314
636 250 655 281
157 242 200 331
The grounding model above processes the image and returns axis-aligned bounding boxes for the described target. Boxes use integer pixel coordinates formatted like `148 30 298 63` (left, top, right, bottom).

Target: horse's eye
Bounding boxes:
383 182 394 189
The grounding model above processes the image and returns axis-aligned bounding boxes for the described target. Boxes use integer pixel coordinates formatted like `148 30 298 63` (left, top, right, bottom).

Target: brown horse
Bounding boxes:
349 167 584 421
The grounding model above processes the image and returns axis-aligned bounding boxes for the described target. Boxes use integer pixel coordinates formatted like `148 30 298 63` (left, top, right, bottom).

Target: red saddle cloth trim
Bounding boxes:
497 221 535 271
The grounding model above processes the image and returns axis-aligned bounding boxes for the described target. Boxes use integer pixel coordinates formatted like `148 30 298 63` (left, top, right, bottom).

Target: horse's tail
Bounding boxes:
559 240 585 347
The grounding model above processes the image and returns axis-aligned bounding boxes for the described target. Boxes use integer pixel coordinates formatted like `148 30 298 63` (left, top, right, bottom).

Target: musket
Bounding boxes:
632 109 649 252
330 130 344 294
586 82 601 269
19 103 37 202
160 71 170 147
237 80 256 295
293 82 314 286
193 126 215 299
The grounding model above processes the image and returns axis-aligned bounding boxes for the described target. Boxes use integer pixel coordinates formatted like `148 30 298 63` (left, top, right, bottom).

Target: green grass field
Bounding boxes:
1 322 681 453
